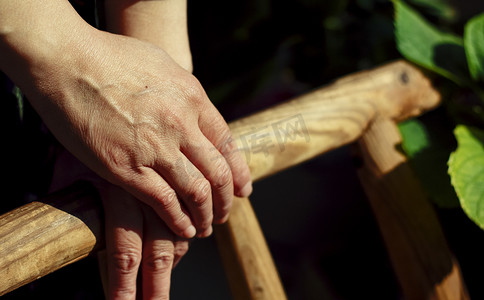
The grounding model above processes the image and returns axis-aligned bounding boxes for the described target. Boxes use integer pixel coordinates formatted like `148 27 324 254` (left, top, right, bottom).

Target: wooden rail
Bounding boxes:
0 60 462 299
228 60 439 181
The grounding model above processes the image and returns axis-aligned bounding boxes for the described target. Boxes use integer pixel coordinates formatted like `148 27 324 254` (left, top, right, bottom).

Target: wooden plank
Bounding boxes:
356 118 469 300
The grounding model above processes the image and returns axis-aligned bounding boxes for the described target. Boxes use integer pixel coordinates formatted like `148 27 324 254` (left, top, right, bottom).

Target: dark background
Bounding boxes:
4 0 484 299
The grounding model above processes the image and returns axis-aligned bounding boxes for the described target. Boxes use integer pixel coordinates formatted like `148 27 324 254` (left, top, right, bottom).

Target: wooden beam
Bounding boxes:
214 197 287 300
356 118 469 299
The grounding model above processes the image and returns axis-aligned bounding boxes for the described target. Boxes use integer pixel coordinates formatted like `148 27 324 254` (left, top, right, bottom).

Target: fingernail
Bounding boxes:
238 181 253 197
183 225 197 239
207 225 213 236
198 226 213 238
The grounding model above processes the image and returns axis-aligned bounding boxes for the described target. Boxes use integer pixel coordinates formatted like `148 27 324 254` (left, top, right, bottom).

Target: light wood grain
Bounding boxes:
230 60 440 180
0 60 442 297
356 118 469 300
0 182 103 296
214 197 287 300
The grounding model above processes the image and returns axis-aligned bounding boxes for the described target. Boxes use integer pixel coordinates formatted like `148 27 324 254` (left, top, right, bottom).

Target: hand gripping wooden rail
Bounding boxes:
0 60 467 299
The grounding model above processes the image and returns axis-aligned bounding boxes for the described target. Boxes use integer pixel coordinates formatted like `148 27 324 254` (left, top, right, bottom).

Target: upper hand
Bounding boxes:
25 27 252 238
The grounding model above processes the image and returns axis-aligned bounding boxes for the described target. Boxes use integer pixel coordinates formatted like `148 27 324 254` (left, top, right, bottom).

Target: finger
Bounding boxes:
122 167 197 239
101 187 144 300
173 239 189 268
181 134 234 225
154 154 213 238
198 104 253 200
140 204 176 300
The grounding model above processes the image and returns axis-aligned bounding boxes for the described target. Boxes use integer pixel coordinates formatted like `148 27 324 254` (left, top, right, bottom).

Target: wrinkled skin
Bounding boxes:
1 0 252 240
28 30 251 238
0 1 252 299
50 150 189 300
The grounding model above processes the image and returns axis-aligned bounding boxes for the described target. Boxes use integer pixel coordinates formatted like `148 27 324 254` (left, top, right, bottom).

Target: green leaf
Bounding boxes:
464 12 484 82
407 0 456 21
449 125 484 230
399 118 459 208
399 119 430 155
393 0 471 86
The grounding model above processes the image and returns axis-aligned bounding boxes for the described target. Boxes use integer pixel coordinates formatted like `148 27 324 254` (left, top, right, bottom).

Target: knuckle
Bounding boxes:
219 135 238 156
112 287 137 299
101 143 139 178
211 160 232 189
153 189 189 232
155 187 179 212
162 158 179 175
175 242 189 258
215 119 232 137
183 75 206 101
110 249 141 275
186 178 211 208
143 251 175 273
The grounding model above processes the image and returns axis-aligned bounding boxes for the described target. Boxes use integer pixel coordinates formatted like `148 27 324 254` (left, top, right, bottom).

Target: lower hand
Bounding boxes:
50 150 189 300
101 185 189 300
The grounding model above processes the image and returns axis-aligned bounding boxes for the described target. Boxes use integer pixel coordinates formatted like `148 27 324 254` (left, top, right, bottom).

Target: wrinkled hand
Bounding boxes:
26 26 252 238
102 185 189 300
50 150 189 300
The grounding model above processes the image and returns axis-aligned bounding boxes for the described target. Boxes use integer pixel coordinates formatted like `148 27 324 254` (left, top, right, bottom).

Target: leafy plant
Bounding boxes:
465 13 484 82
393 0 484 229
449 125 484 229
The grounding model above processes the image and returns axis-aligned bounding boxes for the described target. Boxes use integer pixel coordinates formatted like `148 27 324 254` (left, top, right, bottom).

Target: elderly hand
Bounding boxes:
102 185 189 299
0 0 252 239
50 150 189 300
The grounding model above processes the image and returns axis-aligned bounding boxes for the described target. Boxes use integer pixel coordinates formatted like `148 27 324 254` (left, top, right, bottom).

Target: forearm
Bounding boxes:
0 0 93 92
104 0 192 72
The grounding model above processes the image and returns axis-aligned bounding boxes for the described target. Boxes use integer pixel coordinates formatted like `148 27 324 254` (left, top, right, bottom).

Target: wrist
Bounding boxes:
0 1 96 93
104 0 193 72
